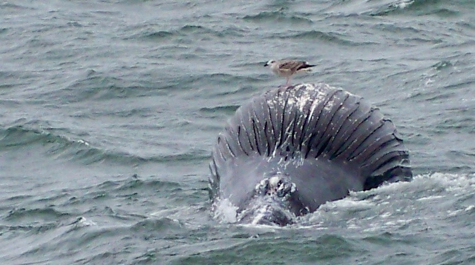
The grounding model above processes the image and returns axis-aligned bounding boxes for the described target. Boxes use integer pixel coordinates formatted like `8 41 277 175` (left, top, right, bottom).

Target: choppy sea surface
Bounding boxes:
1 0 474 264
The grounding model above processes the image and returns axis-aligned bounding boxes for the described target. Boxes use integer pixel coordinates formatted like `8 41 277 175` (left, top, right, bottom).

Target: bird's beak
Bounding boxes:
264 62 268 67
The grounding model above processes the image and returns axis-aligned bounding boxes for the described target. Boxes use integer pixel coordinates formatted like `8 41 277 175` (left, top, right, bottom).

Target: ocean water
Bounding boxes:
1 0 474 264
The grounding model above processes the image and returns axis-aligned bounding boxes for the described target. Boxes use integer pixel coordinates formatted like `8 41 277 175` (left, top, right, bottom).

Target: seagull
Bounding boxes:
264 59 315 86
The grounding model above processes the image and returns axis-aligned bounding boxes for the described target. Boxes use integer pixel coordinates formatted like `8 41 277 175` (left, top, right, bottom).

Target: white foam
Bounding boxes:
291 173 475 231
395 0 414 9
319 197 374 211
211 173 475 231
73 216 97 227
212 198 238 223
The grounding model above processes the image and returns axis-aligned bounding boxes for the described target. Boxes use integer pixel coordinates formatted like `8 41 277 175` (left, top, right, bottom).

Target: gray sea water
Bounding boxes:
1 0 474 264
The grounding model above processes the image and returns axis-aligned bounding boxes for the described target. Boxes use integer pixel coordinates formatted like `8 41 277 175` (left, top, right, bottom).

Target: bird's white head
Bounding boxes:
264 60 276 67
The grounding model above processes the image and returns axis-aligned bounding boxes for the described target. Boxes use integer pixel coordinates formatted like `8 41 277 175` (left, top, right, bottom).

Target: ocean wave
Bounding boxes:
0 2 34 11
40 69 252 104
131 217 184 233
59 73 147 102
95 177 181 194
182 73 252 89
367 0 464 17
160 234 358 264
324 0 463 18
322 0 411 17
242 11 313 25
0 125 208 166
34 70 170 104
62 176 184 212
123 24 247 42
135 30 174 41
274 29 375 46
4 207 69 222
199 105 240 115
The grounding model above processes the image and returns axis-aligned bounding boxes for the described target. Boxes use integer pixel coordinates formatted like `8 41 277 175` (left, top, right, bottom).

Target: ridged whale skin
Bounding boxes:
209 83 412 226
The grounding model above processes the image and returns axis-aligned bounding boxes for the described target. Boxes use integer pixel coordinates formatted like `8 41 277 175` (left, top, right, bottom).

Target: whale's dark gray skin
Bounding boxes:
209 83 412 226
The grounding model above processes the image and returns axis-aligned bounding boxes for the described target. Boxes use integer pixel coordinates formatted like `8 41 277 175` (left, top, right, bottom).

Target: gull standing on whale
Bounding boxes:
264 59 315 86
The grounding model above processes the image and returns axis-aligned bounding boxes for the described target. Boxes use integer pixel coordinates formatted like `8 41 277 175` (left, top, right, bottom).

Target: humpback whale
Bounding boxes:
209 83 412 226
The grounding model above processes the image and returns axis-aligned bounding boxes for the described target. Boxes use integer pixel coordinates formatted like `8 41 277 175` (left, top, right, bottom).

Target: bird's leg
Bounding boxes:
285 77 290 86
